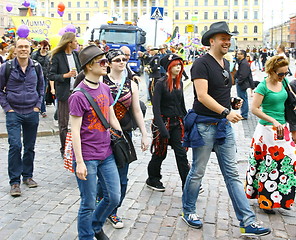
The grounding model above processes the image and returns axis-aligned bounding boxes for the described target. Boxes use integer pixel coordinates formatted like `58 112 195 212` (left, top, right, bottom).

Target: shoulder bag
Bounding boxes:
283 78 296 124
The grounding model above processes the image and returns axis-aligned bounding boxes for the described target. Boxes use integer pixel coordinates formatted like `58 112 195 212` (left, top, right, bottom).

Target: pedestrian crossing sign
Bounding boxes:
151 7 164 20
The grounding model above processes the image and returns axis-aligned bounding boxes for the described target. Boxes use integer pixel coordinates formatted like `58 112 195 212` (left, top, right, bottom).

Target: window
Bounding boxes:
234 11 238 19
224 11 228 20
185 12 189 20
185 0 189 6
68 13 71 20
164 0 168 6
77 13 80 20
194 11 198 15
116 1 119 7
204 0 208 6
243 38 248 41
41 2 45 8
244 25 248 34
133 12 138 21
152 0 156 5
254 0 258 5
254 38 258 41
254 11 258 19
104 1 107 7
124 1 128 7
244 0 248 5
124 12 128 20
86 1 89 7
185 26 188 33
214 0 218 6
234 25 238 32
143 1 147 7
164 11 168 16
175 12 179 20
234 0 238 5
194 26 198 33
86 13 89 20
94 1 98 7
50 2 54 8
214 12 218 19
224 0 228 5
194 0 198 6
204 12 208 20
204 26 208 31
77 2 80 7
244 11 248 19
51 13 54 17
175 0 179 6
68 1 71 7
134 0 137 7
254 26 258 33
77 27 81 34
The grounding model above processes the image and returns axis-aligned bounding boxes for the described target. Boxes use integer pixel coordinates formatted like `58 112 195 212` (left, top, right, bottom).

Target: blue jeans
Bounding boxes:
236 81 249 119
40 79 48 113
74 155 120 240
182 123 256 227
6 111 39 185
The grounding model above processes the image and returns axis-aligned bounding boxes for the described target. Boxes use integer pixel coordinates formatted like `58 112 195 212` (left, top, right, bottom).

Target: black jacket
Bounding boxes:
148 55 161 79
235 58 254 90
31 49 50 81
49 51 81 101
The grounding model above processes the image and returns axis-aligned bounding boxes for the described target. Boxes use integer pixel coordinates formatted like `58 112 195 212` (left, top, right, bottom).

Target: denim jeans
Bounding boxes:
6 111 39 185
182 122 256 227
236 81 249 119
74 155 120 240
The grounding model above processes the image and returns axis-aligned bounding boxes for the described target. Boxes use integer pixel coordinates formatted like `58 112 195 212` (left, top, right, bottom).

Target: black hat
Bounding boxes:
106 49 125 62
79 45 105 68
160 54 183 71
201 21 238 46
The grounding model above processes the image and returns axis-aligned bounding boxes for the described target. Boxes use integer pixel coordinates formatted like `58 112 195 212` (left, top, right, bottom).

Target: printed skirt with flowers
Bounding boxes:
245 124 296 210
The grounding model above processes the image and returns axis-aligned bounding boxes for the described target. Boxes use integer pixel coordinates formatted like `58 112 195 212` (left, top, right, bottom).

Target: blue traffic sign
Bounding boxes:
151 7 164 20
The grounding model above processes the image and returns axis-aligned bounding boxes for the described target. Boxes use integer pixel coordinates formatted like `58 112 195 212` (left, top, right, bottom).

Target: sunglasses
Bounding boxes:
94 58 109 67
112 58 127 63
43 47 49 50
275 71 289 77
222 70 230 86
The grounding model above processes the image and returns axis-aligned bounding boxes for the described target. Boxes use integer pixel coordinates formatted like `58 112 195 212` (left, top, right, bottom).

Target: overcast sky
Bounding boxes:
263 0 296 30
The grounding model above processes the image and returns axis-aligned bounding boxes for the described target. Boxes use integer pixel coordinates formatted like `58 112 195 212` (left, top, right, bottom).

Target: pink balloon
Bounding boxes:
23 1 30 8
6 3 13 12
17 25 30 38
58 27 66 36
65 24 76 33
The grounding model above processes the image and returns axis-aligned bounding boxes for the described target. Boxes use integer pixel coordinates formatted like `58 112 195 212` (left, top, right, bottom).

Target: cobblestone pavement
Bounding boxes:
0 63 295 240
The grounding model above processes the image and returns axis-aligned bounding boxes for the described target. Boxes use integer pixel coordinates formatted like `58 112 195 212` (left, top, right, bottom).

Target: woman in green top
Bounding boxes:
245 56 296 214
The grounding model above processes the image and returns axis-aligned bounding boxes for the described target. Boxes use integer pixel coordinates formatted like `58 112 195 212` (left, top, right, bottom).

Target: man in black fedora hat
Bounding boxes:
181 21 271 237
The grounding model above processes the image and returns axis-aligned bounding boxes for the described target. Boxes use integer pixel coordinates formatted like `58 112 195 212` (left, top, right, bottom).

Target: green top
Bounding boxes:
255 79 287 125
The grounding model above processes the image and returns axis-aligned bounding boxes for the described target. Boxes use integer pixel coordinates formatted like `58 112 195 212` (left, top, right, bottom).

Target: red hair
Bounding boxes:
166 59 184 92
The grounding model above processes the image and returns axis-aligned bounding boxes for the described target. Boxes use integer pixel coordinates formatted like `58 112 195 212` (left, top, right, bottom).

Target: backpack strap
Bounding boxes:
4 60 13 84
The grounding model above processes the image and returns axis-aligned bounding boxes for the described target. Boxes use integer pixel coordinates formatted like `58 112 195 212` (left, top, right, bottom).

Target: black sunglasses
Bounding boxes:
112 58 128 63
222 70 230 86
275 71 289 77
94 58 109 67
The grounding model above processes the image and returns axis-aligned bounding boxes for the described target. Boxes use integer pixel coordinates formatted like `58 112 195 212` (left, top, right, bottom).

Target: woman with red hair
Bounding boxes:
146 54 190 191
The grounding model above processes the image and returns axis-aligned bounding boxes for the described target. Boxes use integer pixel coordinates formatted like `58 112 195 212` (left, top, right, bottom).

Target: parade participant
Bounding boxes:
31 40 51 118
69 45 121 240
98 49 149 229
0 42 9 64
235 50 254 119
147 47 161 101
181 21 271 237
177 43 189 81
245 55 296 214
146 54 190 191
49 32 81 157
0 38 44 197
277 44 293 76
138 45 151 101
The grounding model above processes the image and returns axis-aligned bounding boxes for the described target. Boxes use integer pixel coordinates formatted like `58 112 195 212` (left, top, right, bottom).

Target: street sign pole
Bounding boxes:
154 18 158 47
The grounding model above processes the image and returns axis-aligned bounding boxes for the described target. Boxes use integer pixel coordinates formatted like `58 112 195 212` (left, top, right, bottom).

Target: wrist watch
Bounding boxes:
221 108 230 118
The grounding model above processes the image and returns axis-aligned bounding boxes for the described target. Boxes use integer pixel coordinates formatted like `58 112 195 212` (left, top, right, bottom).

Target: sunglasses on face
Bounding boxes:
275 71 289 77
43 47 49 50
222 70 230 86
94 58 109 67
112 58 127 63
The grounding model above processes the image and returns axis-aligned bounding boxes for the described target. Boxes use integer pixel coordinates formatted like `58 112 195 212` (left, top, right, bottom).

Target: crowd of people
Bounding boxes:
1 20 296 239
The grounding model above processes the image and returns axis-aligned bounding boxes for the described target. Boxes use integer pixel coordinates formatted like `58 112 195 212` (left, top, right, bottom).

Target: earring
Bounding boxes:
89 68 92 71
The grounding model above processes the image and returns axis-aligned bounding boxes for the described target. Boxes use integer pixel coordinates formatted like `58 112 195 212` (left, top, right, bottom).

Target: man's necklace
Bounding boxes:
84 78 99 85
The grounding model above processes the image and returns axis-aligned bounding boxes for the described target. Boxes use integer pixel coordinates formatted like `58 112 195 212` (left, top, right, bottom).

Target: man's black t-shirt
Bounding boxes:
190 53 232 118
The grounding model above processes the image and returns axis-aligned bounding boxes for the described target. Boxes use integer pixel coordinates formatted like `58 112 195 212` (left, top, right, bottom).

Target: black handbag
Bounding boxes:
73 87 132 168
283 79 296 124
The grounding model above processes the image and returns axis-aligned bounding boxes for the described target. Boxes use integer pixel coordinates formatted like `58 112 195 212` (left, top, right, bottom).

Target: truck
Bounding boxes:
90 21 146 74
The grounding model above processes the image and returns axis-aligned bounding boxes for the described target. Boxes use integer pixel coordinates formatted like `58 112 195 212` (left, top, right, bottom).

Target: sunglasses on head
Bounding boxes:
275 71 289 77
112 58 127 63
94 58 109 67
222 70 230 86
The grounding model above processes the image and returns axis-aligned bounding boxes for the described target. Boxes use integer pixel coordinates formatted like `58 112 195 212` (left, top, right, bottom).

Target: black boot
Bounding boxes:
95 229 109 240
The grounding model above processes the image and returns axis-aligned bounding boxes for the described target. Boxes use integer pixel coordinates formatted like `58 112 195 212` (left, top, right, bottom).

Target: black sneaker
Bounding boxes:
94 229 109 240
146 179 165 192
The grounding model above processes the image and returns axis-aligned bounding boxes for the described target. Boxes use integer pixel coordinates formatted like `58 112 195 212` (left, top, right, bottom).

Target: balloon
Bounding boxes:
77 37 84 45
65 24 76 33
6 3 13 12
57 10 64 17
58 27 66 36
23 1 30 8
49 35 61 49
30 1 36 9
17 25 30 38
57 2 65 12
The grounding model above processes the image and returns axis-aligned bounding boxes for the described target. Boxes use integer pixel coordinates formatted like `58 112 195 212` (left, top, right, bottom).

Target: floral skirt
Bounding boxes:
245 124 296 209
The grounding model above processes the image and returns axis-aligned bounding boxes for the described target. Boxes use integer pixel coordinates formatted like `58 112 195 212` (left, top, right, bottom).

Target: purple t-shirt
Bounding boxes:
69 81 114 161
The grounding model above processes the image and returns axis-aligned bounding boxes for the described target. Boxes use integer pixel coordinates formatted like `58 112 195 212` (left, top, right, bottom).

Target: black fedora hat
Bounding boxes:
201 21 238 46
79 45 105 68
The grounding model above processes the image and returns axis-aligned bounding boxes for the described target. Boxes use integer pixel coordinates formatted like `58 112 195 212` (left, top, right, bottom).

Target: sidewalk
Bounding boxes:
0 65 295 240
